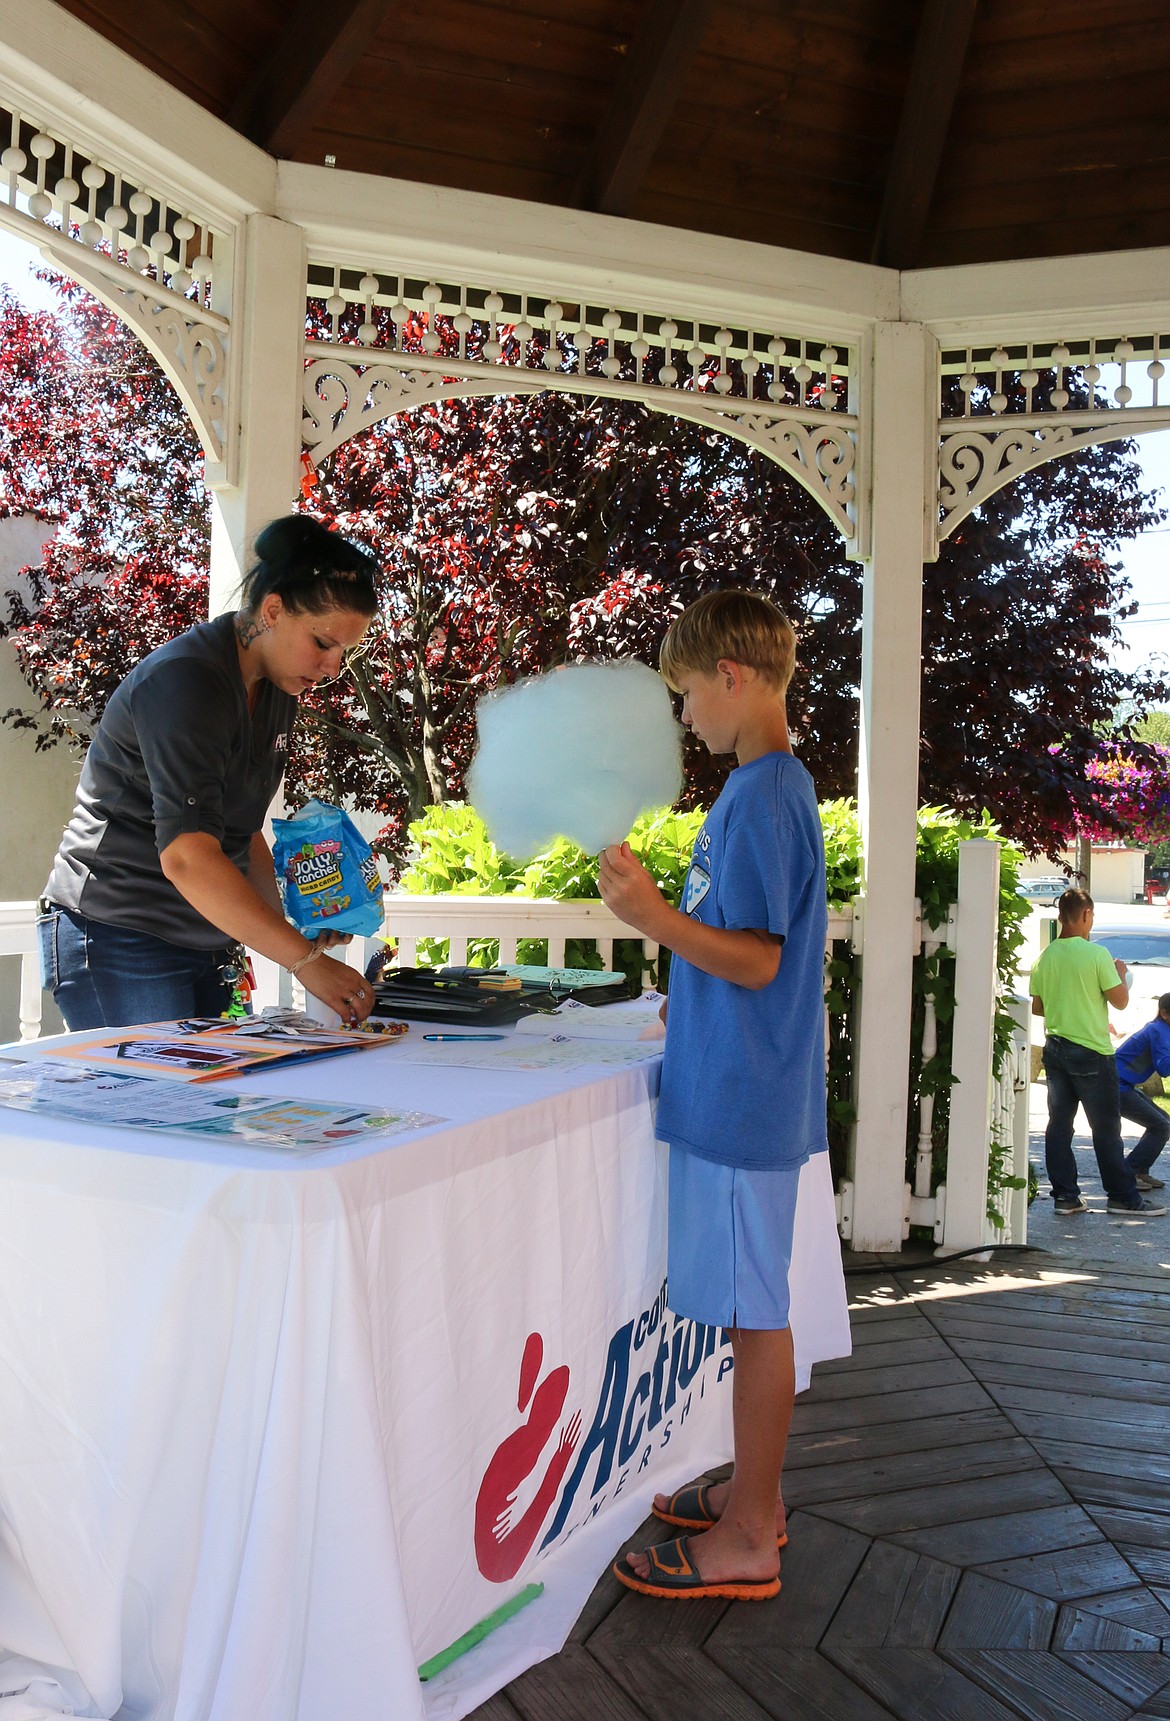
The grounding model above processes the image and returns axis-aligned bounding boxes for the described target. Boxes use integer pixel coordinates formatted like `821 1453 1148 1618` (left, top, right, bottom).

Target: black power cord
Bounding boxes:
842 1242 1042 1277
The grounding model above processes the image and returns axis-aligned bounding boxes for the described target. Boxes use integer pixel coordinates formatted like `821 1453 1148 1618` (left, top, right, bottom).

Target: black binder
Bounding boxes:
370 965 634 1024
370 968 558 1025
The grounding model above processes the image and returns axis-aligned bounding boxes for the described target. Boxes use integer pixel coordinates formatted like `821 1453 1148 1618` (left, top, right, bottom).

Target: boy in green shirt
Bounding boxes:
1029 889 1166 1217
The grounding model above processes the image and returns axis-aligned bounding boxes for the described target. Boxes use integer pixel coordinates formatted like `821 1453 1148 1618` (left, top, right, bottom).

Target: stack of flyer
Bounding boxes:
0 1012 437 1152
512 993 666 1043
22 1013 406 1083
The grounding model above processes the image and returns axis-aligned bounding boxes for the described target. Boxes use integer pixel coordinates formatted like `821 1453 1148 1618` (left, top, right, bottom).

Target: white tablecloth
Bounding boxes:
0 1029 850 1721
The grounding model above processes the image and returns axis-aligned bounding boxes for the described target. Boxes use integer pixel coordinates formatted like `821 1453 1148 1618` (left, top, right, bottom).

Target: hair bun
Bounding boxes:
253 514 335 563
242 512 380 616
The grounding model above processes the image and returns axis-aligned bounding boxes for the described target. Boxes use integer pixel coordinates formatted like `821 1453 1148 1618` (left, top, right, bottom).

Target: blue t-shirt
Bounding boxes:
655 751 828 1170
1116 1017 1170 1090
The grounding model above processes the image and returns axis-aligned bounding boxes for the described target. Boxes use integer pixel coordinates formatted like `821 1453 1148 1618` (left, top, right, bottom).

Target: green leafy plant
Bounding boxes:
819 797 864 905
396 803 705 983
397 801 521 897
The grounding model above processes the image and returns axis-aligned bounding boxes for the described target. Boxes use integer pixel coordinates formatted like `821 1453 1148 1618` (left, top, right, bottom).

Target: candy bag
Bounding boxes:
272 800 385 937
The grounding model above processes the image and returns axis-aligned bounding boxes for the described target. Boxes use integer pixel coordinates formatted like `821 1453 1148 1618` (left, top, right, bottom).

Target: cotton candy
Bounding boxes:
466 660 684 857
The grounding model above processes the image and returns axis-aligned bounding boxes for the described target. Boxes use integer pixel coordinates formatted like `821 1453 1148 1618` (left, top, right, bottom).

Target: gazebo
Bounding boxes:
4 6 1170 1718
1 0 1169 1261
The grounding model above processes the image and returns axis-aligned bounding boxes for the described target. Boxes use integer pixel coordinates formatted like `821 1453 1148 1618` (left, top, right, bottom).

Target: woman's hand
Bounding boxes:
312 928 353 951
160 833 371 1019
301 949 374 1025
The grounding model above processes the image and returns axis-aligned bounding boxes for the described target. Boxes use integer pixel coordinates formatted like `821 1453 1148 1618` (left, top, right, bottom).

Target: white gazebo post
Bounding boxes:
207 213 307 615
204 212 307 1010
849 320 937 1250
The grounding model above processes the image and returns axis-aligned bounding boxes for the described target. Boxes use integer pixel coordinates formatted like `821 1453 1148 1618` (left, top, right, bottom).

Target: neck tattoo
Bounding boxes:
235 614 264 650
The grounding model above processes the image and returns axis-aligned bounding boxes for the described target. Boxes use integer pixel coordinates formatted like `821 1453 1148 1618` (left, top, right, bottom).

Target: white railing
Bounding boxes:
0 874 1025 1251
834 840 1028 1251
991 995 1032 1245
381 892 659 971
0 900 43 1042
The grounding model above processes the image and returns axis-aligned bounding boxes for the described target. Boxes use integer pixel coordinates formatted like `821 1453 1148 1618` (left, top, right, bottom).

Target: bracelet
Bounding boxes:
287 940 325 979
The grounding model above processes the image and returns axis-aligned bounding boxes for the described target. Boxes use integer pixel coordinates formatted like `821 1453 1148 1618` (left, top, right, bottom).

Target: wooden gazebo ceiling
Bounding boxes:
52 0 1170 269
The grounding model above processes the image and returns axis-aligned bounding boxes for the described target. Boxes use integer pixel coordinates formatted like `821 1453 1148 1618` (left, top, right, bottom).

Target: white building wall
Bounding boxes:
1018 847 1146 904
0 515 77 1039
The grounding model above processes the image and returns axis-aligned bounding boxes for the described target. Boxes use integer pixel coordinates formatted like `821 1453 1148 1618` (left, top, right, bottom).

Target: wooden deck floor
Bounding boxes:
471 1250 1170 1721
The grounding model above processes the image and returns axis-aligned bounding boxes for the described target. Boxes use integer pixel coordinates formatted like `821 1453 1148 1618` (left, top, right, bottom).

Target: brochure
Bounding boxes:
0 1056 442 1152
513 994 666 1042
28 1013 407 1084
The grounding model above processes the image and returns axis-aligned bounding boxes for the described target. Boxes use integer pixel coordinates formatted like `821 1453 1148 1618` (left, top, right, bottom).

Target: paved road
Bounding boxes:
1024 1081 1170 1267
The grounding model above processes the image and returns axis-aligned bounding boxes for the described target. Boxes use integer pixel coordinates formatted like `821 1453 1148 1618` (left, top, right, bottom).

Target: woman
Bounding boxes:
39 515 379 1029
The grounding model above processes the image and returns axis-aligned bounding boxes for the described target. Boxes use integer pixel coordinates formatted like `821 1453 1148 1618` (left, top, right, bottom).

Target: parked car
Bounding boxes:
1017 876 1068 906
1090 924 1170 1043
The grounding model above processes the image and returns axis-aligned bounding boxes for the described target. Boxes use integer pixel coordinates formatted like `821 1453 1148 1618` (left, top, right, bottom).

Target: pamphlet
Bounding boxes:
0 1057 443 1152
26 1013 407 1084
513 994 666 1042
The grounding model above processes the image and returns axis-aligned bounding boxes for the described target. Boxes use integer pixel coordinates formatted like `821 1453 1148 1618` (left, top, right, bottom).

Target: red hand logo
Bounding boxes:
474 1332 582 1582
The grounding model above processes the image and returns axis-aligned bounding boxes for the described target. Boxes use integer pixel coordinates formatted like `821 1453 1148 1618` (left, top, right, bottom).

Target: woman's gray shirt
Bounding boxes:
45 614 296 949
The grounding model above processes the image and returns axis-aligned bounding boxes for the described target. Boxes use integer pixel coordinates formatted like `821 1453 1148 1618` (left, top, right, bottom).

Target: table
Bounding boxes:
0 1026 850 1721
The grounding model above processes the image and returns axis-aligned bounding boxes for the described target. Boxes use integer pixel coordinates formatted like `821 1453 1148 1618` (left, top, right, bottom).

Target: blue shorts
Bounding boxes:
666 1145 804 1330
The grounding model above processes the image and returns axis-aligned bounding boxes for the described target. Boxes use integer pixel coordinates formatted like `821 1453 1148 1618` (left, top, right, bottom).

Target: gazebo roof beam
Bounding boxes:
902 247 1170 345
277 160 899 339
574 0 719 217
870 0 979 271
229 0 391 158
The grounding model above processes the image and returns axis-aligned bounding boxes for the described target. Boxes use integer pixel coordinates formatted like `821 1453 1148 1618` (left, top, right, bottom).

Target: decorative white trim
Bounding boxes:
302 355 544 461
0 92 237 476
301 255 860 538
0 202 226 331
937 331 1170 535
939 417 1170 537
940 332 1168 419
302 350 859 540
304 265 855 391
62 248 232 470
0 97 226 311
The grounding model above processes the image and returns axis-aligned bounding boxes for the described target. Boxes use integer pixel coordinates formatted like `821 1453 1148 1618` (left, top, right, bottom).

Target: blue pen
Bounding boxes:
423 1033 507 1042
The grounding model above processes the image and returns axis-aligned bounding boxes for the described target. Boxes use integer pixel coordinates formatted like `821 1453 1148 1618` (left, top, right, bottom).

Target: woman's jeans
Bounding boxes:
1118 1083 1170 1174
37 904 232 1030
1042 1034 1140 1206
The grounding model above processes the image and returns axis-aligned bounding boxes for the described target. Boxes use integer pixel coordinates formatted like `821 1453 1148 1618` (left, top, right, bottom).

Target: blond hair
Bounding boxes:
659 589 796 693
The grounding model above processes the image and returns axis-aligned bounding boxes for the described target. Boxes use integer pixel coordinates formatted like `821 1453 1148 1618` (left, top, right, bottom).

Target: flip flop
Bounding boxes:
613 1534 780 1602
651 1483 789 1549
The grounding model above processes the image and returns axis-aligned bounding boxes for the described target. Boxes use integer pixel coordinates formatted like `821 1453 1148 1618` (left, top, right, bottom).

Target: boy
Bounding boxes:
1029 889 1165 1216
1115 993 1170 1189
598 589 827 1600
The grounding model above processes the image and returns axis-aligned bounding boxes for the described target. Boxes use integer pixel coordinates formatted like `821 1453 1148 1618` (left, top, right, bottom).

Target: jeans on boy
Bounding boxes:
1043 1034 1140 1206
1119 1084 1170 1176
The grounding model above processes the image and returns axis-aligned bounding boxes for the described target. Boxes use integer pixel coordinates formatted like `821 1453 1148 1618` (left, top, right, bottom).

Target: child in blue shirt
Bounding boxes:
598 589 828 1601
1115 993 1170 1189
